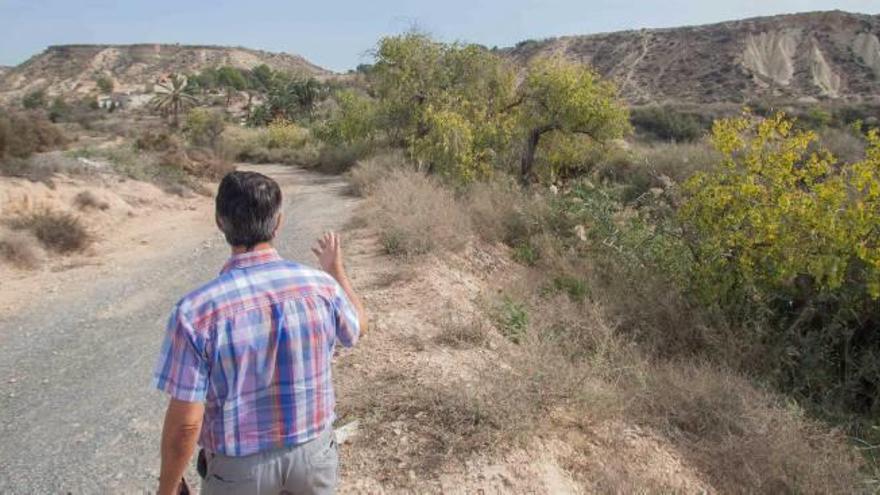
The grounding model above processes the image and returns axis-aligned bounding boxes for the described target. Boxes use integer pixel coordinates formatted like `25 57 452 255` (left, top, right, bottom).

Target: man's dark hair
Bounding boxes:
216 171 282 248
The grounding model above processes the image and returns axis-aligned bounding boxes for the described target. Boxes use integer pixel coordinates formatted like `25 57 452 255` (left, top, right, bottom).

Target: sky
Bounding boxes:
1 0 878 71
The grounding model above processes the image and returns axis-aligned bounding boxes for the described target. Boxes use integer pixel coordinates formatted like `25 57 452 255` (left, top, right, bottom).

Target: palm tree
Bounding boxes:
150 74 198 127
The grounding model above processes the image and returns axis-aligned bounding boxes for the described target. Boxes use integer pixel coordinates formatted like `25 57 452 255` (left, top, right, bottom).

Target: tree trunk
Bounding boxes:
520 125 554 183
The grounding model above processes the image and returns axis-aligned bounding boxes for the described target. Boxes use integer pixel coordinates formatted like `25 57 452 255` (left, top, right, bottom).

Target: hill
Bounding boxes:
0 44 331 103
506 10 880 104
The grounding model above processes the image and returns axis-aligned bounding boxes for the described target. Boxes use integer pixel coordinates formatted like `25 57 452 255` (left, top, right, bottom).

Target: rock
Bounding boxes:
573 225 588 242
336 420 360 445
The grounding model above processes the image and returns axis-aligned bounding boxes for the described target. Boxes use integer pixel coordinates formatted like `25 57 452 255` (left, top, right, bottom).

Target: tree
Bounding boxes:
680 113 880 411
515 57 630 182
249 64 274 92
249 75 327 125
150 74 199 128
216 66 248 107
183 107 226 149
369 33 517 181
95 76 114 94
318 89 377 145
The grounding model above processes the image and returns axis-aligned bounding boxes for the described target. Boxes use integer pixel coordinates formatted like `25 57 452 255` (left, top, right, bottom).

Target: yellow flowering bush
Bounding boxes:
682 112 880 299
681 112 880 411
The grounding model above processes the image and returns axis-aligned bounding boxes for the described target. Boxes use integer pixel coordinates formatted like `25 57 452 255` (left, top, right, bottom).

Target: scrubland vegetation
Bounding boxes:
2 28 878 491
330 32 878 491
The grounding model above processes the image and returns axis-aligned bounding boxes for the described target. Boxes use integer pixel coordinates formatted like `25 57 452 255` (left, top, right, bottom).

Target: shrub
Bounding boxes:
631 105 705 142
305 142 371 174
464 177 548 246
22 89 47 109
9 210 91 254
135 130 182 152
681 113 880 413
433 309 489 349
264 119 309 149
95 76 114 94
533 130 604 182
73 190 110 211
803 106 832 129
348 150 410 196
367 169 471 257
0 111 68 161
495 296 529 343
221 121 317 165
623 362 862 493
0 231 43 269
183 108 226 148
317 89 378 145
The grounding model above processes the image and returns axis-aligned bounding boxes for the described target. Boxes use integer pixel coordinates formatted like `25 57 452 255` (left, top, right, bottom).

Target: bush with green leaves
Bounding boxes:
95 76 114 94
680 112 880 413
631 105 705 142
316 89 378 145
183 108 227 148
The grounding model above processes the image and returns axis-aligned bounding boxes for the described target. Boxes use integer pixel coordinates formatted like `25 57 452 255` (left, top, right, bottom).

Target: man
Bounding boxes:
152 171 366 495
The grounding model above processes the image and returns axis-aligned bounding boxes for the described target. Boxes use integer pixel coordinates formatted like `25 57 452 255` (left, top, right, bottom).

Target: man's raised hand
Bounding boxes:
312 231 344 274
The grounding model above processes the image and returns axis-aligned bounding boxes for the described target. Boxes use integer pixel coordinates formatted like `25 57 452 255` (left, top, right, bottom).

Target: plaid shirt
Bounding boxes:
152 248 359 456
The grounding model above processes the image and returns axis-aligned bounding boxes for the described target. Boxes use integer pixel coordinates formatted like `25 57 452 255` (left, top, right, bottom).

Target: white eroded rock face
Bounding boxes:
810 43 841 98
853 32 880 78
742 30 801 87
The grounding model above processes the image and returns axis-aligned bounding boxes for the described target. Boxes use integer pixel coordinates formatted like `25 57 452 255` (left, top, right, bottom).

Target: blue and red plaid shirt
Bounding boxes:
152 248 359 456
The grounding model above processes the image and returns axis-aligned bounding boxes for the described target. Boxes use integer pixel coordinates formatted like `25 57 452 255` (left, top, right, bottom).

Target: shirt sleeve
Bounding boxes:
152 304 209 402
331 282 360 348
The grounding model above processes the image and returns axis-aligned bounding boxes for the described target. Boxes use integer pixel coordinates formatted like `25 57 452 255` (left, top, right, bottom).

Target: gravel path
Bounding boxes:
0 166 357 494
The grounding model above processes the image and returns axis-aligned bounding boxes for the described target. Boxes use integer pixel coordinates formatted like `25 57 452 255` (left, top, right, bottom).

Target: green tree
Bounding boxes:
249 76 326 125
369 33 517 181
95 76 114 94
515 57 630 182
216 66 249 106
183 107 226 149
249 64 274 92
318 89 377 145
680 112 880 411
150 74 199 128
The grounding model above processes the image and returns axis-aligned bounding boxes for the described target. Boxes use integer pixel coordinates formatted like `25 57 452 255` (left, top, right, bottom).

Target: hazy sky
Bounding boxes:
1 0 878 71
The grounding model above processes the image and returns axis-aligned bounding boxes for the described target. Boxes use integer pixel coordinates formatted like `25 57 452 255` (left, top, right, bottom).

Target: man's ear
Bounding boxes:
215 214 224 233
272 212 283 237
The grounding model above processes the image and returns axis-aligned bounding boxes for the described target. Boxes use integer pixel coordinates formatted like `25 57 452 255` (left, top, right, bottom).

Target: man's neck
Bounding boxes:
231 242 274 255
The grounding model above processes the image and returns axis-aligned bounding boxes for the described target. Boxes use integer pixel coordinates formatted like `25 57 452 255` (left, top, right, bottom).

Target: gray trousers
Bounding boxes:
201 428 338 495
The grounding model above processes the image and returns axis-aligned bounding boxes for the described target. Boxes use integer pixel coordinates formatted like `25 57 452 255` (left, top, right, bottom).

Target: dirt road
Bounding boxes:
0 166 357 493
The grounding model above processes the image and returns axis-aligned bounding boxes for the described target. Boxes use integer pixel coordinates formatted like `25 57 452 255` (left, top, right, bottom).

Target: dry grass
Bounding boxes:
624 362 863 494
367 169 471 257
433 308 489 349
0 230 43 269
506 278 865 494
348 150 410 197
463 177 542 245
9 210 91 254
73 190 109 211
347 369 542 478
348 154 866 492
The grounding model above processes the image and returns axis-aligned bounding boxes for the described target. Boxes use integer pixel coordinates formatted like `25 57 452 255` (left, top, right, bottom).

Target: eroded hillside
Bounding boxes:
507 10 880 104
0 44 331 103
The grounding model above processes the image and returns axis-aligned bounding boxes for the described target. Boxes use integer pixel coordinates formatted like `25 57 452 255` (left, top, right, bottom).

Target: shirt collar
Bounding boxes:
221 247 283 274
